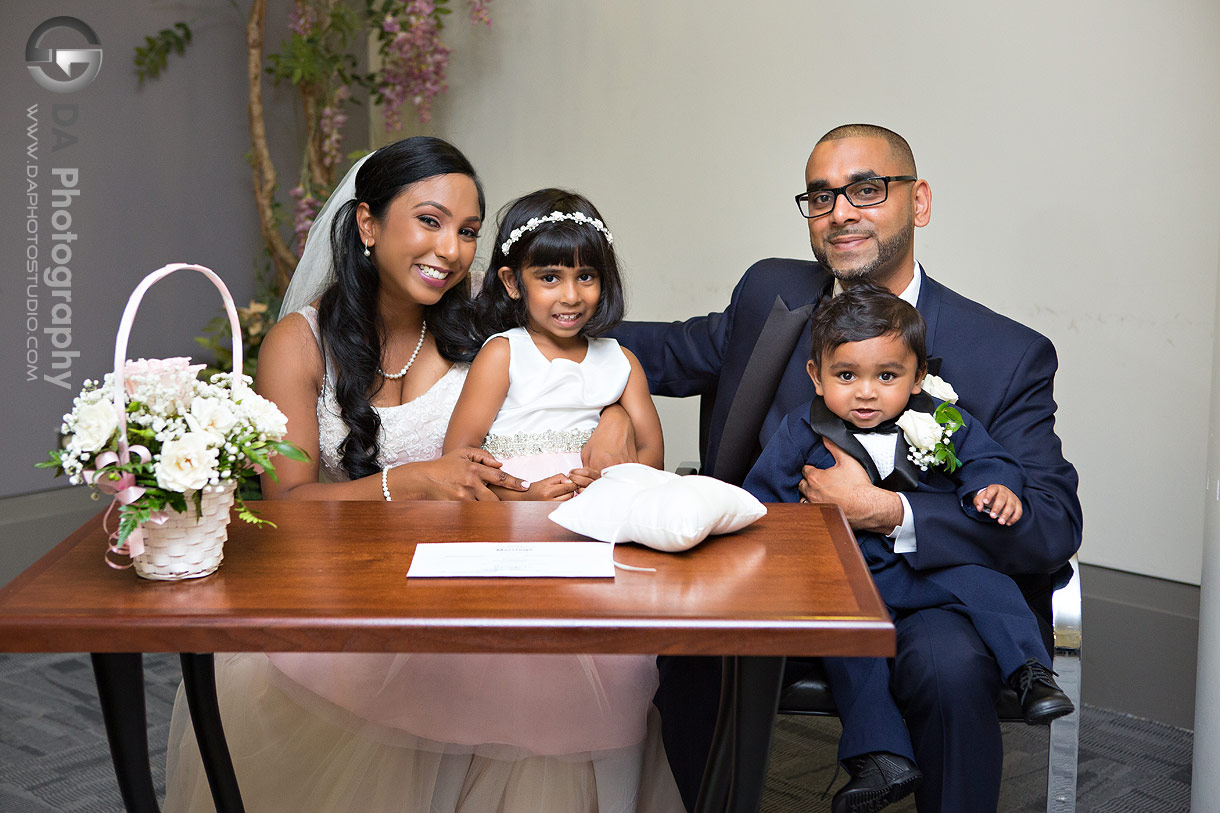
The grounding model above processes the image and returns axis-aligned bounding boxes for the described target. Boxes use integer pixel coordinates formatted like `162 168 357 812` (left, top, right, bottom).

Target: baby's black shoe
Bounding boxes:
831 751 922 813
1008 658 1075 725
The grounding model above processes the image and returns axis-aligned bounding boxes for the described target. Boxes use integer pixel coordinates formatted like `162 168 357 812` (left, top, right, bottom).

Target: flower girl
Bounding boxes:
432 188 670 811
444 188 664 492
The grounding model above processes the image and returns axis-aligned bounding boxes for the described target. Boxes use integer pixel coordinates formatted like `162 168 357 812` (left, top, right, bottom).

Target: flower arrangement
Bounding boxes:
39 357 307 554
897 374 965 473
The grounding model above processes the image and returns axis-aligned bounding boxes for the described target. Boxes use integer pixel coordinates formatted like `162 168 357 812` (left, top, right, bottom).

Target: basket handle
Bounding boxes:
112 263 243 463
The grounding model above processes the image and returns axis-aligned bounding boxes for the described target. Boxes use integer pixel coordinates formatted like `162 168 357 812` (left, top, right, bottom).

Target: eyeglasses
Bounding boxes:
795 175 917 219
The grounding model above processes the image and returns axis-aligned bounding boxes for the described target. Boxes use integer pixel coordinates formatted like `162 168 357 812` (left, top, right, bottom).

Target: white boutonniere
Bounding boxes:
921 373 958 403
897 402 964 473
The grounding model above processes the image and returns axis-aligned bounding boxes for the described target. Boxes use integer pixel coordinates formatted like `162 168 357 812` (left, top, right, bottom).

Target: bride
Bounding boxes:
163 137 681 812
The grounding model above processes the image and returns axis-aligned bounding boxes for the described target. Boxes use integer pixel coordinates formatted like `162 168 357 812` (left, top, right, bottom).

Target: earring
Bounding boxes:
362 240 371 258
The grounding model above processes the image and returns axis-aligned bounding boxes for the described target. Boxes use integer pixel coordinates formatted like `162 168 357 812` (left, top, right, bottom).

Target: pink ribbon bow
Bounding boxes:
85 447 167 568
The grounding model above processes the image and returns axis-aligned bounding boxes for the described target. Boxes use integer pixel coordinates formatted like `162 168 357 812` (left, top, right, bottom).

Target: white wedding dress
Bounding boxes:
163 307 683 812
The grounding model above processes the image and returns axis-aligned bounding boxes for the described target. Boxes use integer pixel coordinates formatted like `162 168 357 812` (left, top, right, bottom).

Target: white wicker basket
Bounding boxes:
108 263 246 580
133 483 236 580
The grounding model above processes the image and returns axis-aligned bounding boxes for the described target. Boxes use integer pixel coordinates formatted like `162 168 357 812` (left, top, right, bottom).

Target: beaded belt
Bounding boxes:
482 428 594 458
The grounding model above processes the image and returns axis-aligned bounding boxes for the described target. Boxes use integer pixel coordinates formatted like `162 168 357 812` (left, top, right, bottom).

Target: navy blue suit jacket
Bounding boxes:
613 258 1081 579
743 395 1024 518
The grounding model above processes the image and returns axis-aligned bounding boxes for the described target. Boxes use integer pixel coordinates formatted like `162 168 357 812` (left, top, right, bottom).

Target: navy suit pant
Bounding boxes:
654 609 1036 812
892 607 1006 813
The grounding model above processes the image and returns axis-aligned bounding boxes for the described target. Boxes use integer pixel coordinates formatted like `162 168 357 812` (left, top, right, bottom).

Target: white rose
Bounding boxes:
921 373 958 404
896 410 943 452
156 432 219 492
70 399 119 453
239 393 289 438
187 397 238 441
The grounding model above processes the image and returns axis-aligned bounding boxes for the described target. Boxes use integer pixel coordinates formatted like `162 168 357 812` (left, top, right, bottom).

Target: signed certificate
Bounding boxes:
406 541 615 578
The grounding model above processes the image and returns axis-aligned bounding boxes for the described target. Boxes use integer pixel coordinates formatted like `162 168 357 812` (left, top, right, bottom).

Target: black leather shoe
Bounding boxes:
831 751 922 813
1009 658 1075 725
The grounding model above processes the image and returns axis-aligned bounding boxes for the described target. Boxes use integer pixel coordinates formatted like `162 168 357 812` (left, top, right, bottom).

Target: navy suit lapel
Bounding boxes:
879 391 936 492
880 436 922 492
710 295 815 485
916 270 945 362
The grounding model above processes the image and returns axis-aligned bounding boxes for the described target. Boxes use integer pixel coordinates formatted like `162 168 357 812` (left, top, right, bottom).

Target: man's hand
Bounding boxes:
583 403 638 470
799 439 904 534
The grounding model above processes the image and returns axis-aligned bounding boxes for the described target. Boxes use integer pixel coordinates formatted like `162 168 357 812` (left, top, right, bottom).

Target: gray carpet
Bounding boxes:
0 653 1193 812
762 712 1192 812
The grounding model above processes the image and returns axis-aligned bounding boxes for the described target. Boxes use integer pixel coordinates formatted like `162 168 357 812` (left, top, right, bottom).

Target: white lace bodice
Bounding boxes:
298 307 468 481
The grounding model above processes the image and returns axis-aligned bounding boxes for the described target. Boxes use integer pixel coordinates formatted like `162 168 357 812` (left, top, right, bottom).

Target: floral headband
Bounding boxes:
500 210 614 255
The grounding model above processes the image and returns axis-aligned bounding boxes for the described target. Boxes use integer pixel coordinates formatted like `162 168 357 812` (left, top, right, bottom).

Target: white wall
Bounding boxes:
396 0 1220 584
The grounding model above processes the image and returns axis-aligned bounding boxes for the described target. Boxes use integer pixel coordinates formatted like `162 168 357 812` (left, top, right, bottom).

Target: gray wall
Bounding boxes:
1 1 352 500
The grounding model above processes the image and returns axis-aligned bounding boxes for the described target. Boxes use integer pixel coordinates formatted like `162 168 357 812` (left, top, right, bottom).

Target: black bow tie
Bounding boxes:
846 419 900 436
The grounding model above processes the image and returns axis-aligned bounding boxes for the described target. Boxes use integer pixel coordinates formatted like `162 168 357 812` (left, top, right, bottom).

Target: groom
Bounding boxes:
612 123 1082 812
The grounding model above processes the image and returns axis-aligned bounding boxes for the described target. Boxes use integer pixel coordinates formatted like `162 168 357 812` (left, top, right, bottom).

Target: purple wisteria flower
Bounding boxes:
379 1 450 127
290 185 322 255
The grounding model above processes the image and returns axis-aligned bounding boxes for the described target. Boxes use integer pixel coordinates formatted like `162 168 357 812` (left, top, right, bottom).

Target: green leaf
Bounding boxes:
271 440 311 463
933 403 964 433
132 22 196 84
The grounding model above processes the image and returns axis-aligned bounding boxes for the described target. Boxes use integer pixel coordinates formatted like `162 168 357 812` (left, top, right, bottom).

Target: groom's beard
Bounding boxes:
812 218 913 284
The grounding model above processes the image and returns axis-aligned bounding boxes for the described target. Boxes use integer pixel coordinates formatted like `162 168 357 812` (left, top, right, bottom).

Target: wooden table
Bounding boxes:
0 500 893 813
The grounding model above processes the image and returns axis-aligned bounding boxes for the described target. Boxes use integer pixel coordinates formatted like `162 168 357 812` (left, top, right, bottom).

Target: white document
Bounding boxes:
406 541 615 578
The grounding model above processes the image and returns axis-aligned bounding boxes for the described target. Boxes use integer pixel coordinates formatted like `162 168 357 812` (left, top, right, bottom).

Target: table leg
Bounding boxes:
90 653 162 813
180 653 246 813
694 655 786 813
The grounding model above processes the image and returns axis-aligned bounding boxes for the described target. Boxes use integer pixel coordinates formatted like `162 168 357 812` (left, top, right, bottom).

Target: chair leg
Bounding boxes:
1046 650 1081 813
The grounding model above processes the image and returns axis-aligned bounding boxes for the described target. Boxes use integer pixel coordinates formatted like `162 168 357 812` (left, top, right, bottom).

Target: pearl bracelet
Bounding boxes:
381 464 393 501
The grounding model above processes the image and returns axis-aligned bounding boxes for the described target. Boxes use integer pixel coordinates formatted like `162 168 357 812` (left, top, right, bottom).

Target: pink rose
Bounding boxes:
123 357 205 398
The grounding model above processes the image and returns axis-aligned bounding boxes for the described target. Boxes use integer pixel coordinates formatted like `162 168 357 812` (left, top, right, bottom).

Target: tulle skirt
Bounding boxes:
162 452 684 811
164 654 684 812
266 650 659 756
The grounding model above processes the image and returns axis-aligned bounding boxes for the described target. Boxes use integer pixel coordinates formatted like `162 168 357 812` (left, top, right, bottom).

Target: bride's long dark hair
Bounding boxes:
318 136 484 480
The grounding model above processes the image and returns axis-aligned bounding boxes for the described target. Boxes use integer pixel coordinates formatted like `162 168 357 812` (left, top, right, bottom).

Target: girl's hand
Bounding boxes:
395 447 529 501
566 467 600 492
973 484 1023 526
517 472 580 502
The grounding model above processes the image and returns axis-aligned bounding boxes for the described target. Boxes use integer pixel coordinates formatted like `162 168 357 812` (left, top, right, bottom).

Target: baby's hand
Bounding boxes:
566 467 600 493
527 473 580 502
973 484 1023 526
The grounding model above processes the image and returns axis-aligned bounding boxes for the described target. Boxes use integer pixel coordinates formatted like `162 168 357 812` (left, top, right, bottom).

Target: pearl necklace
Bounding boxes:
378 321 427 380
